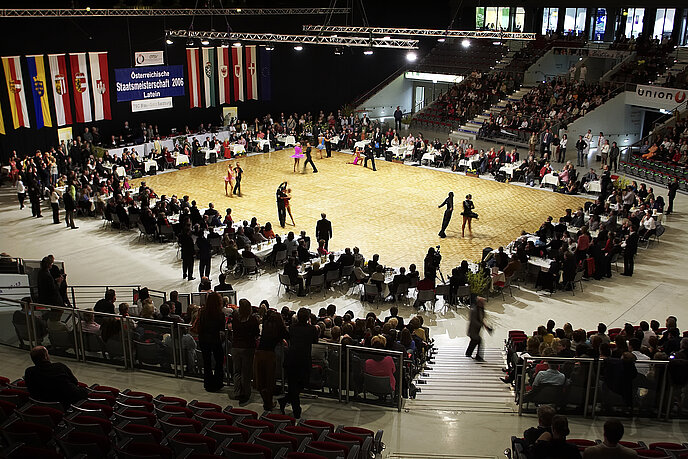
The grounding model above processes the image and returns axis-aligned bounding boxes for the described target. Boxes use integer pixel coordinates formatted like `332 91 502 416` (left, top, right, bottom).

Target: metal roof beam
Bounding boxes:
303 25 536 40
0 8 350 18
167 30 419 49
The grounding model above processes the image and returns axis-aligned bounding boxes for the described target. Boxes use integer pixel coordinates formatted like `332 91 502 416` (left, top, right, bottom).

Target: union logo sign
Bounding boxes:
74 72 87 93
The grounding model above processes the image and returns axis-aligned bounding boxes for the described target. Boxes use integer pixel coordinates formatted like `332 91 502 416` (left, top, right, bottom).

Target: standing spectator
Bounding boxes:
16 176 26 209
609 141 620 173
575 135 587 167
63 182 77 229
180 227 195 281
198 292 226 392
315 213 333 250
37 256 64 307
394 106 403 132
49 186 60 224
279 307 318 419
254 309 289 411
465 297 492 362
231 299 260 404
196 229 211 279
667 178 679 215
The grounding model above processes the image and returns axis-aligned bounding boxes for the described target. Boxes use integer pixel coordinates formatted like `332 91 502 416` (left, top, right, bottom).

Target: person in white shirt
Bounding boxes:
49 186 61 224
639 211 656 239
531 362 566 387
583 130 593 158
639 321 656 347
628 338 650 377
16 178 26 209
600 140 610 167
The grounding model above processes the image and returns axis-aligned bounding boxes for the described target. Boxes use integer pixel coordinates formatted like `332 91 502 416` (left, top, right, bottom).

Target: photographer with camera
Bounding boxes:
424 246 442 285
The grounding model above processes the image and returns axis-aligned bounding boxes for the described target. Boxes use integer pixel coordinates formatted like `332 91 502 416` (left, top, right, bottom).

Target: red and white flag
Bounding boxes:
48 54 73 126
69 53 92 123
245 45 258 100
217 46 231 105
88 52 111 121
186 48 201 109
231 46 244 102
1 56 30 128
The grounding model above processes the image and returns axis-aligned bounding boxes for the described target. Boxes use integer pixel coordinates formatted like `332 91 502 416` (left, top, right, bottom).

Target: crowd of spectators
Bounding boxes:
480 78 614 138
609 35 675 85
637 116 688 166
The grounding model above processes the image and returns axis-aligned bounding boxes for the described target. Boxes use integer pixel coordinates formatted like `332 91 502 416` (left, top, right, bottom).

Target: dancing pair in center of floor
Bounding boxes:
438 192 477 237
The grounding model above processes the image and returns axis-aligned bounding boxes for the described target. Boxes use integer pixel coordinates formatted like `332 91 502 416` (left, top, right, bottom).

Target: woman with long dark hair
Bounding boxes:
231 299 260 403
198 292 226 392
254 310 289 410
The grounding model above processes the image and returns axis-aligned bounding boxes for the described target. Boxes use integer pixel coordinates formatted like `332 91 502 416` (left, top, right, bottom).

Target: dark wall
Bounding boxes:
0 0 458 160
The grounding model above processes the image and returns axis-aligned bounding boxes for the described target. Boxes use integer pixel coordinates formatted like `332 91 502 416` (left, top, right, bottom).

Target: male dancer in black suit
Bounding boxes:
363 144 376 171
315 213 332 250
438 192 454 238
276 181 288 228
303 142 318 173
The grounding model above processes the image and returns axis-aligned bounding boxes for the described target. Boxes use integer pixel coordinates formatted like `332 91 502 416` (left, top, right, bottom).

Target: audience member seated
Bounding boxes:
24 345 89 408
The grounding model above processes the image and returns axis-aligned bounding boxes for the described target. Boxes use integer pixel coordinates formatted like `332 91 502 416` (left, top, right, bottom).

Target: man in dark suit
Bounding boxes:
622 226 639 276
37 257 64 307
315 213 333 250
179 227 196 280
363 143 376 171
303 142 318 173
337 247 355 267
438 192 454 238
667 178 679 215
384 305 405 330
25 346 88 408
324 130 333 158
540 129 552 158
276 181 288 227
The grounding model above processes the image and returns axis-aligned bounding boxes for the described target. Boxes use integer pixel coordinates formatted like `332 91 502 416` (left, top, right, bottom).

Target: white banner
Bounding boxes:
627 85 688 111
135 51 165 67
131 97 173 112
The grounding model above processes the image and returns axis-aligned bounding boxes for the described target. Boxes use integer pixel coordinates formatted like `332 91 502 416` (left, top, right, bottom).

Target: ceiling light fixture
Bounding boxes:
294 45 303 51
461 39 470 48
232 41 242 47
201 38 210 45
406 51 417 62
364 48 373 55
437 37 446 42
166 38 174 45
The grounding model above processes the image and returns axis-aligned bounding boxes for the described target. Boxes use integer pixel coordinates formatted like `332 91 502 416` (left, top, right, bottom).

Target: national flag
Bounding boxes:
259 46 272 101
245 45 258 100
186 48 201 109
25 55 52 129
201 47 217 108
48 54 73 126
231 46 244 102
88 52 111 121
0 105 5 135
1 56 31 129
69 53 92 123
217 46 231 105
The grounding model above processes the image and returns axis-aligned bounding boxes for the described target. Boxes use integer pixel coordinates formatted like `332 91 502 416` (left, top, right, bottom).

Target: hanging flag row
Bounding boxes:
186 45 271 109
0 52 111 134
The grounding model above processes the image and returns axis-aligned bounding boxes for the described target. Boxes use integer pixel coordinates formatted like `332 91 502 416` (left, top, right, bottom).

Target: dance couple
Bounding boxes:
438 192 477 237
224 162 244 196
291 142 318 173
276 181 295 227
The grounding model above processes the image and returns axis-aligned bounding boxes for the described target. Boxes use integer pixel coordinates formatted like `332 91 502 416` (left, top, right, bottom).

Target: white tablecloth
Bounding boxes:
201 149 218 160
584 181 601 193
499 161 523 177
421 152 438 163
175 154 190 166
388 145 413 159
231 144 246 155
542 173 560 186
114 166 126 177
277 135 297 147
257 139 270 150
143 160 157 173
354 140 370 149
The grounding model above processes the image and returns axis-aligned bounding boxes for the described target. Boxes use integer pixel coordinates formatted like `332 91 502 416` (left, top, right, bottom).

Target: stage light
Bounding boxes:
220 40 229 48
86 6 91 12
232 41 242 47
201 38 210 45
437 37 446 42
294 45 303 51
334 47 343 55
461 39 471 48
406 51 417 62
364 48 373 55
493 41 502 45
265 44 275 51
186 38 195 47
166 38 174 45
236 8 242 12
382 35 391 40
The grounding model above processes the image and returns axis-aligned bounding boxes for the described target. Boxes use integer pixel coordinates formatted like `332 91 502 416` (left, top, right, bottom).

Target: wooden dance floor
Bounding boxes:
133 150 587 269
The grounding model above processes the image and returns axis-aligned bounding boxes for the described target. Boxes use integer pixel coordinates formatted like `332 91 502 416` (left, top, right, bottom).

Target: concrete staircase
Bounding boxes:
408 337 515 413
656 47 688 86
454 87 532 141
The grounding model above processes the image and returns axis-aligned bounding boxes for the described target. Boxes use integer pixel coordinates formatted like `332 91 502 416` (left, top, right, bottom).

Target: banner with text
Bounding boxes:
626 84 688 111
114 65 185 102
135 51 164 67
